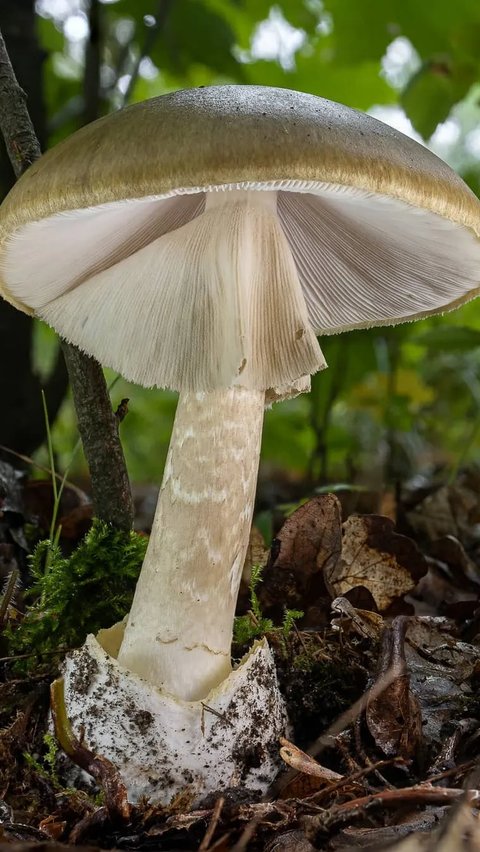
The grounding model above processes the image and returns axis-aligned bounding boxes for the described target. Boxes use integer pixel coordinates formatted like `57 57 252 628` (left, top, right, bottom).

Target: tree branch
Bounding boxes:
61 343 134 532
0 29 40 174
0 28 134 530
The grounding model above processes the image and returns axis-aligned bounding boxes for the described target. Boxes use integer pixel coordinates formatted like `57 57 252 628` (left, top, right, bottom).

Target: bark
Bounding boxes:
61 343 134 531
0 16 134 529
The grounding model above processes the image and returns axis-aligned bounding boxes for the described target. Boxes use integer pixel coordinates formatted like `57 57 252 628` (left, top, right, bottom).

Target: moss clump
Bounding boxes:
7 518 147 668
233 564 303 649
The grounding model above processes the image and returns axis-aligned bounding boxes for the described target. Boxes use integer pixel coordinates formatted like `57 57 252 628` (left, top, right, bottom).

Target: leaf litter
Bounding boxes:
1 466 480 849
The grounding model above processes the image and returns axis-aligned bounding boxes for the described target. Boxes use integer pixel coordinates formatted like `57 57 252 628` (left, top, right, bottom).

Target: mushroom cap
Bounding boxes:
1 85 479 391
0 85 478 235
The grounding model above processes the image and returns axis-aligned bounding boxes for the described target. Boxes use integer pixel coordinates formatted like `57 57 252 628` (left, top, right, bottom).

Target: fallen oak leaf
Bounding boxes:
259 495 342 620
406 481 480 551
38 816 67 842
326 515 427 612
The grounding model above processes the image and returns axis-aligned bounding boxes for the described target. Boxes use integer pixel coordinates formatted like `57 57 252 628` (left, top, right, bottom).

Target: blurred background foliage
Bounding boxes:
8 0 480 508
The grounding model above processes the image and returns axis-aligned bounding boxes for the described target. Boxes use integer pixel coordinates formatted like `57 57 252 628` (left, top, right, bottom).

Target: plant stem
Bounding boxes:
61 343 134 530
0 27 134 531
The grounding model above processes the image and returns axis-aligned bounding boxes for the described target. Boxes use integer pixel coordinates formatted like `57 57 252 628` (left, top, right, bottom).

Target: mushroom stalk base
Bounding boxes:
62 632 287 805
118 387 265 701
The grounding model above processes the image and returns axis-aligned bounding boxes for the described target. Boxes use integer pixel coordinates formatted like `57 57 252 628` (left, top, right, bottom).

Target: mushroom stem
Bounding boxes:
117 387 264 701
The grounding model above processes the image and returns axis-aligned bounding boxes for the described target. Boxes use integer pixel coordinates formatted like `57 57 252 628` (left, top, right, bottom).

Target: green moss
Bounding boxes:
233 564 303 649
7 518 147 668
23 733 60 787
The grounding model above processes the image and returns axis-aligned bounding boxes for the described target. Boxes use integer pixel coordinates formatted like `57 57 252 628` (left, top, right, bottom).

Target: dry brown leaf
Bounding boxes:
265 831 316 851
383 800 480 850
331 596 385 642
326 515 427 611
366 618 423 759
279 737 343 782
242 526 269 580
403 617 480 746
330 809 449 850
37 816 67 841
407 482 480 550
258 495 342 618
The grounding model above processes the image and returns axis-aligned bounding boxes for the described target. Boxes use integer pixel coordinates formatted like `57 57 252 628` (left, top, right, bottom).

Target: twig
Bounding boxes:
229 816 261 852
305 785 480 834
199 796 225 851
0 28 134 531
427 760 477 785
0 648 75 663
61 343 134 530
307 758 408 804
0 443 80 490
336 784 479 814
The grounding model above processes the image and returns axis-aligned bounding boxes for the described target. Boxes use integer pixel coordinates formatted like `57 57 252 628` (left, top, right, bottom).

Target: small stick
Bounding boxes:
230 816 262 852
199 796 225 851
337 784 480 811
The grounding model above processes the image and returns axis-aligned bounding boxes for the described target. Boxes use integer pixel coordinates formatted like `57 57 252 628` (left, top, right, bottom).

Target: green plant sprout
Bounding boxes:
23 732 60 787
234 564 303 648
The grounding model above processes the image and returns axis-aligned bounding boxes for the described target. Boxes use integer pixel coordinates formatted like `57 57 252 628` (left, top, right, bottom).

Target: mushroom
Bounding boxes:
1 85 480 803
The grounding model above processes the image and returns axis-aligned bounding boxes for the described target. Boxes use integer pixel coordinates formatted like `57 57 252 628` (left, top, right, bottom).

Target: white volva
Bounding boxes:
63 633 288 805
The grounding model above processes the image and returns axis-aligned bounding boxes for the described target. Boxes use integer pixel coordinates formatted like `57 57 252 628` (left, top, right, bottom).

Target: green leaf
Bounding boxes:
395 0 480 61
245 54 395 110
414 326 480 352
322 0 396 64
156 0 241 78
402 60 477 139
37 15 65 53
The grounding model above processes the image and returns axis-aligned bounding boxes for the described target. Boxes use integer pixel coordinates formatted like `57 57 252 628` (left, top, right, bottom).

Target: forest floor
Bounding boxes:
1 461 480 851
